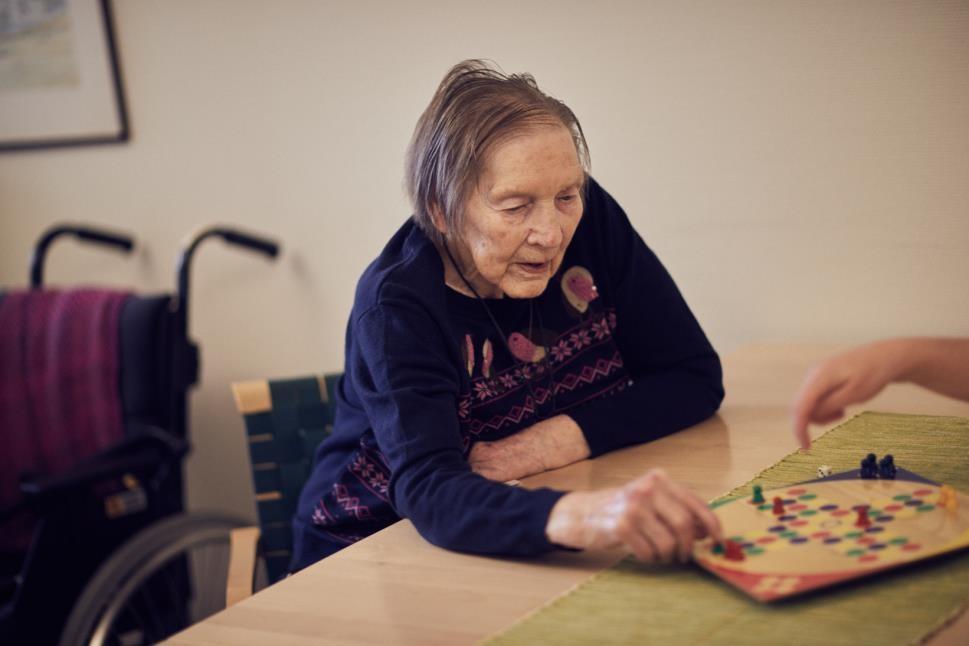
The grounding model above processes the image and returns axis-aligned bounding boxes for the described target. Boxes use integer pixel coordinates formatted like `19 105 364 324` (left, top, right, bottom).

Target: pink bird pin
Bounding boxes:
508 332 546 363
561 266 599 314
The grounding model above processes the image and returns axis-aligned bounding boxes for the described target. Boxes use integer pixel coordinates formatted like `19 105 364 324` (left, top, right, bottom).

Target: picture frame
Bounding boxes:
0 0 129 152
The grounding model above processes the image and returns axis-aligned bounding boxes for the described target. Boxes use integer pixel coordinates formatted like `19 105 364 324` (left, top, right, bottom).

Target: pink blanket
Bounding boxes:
0 289 130 549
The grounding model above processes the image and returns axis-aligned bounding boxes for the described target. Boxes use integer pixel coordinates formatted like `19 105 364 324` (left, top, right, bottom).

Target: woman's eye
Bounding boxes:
557 194 577 203
504 204 527 215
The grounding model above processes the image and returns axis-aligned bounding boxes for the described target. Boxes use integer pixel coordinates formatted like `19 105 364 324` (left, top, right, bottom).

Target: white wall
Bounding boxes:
2 0 967 521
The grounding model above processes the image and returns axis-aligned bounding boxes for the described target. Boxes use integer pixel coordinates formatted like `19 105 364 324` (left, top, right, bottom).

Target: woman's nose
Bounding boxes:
527 202 562 247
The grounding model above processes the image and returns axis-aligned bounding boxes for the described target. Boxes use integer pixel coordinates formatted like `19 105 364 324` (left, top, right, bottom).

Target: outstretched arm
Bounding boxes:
791 337 969 449
545 468 723 563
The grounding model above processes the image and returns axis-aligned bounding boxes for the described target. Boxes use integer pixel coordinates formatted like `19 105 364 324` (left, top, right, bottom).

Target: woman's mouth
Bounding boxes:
518 261 550 274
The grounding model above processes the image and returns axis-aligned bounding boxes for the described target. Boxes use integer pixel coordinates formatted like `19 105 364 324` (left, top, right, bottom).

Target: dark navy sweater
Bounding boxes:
291 178 723 570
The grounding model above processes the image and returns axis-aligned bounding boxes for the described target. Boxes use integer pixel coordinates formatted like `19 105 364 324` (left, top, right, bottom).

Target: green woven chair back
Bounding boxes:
231 373 340 584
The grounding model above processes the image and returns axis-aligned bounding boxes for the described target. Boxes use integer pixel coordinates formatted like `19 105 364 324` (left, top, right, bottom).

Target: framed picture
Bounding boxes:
0 0 128 151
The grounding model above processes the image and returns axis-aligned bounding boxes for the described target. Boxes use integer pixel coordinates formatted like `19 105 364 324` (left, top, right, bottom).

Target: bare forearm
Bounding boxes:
893 337 969 402
792 336 969 449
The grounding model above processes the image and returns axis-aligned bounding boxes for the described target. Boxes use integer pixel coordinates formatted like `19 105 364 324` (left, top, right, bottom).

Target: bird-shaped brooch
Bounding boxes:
561 266 599 316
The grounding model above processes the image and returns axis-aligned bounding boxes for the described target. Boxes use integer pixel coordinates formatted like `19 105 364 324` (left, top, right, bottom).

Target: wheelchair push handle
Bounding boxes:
74 228 136 251
177 226 280 270
175 225 281 323
31 224 135 288
221 229 280 258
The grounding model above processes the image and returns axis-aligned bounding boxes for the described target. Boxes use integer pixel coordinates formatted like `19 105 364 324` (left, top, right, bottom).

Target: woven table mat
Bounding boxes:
488 412 969 646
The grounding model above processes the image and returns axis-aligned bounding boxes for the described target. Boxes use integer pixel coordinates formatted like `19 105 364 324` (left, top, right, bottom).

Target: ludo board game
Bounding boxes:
693 458 969 602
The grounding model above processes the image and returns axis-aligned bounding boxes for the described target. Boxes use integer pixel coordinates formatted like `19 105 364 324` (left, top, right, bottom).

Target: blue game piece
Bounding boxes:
878 454 896 479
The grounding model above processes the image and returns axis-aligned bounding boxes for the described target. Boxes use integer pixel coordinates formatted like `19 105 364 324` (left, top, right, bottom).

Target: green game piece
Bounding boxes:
846 549 866 557
751 484 765 504
758 504 773 511
868 509 882 517
746 547 765 556
711 543 724 554
917 504 935 512
889 537 908 545
893 494 911 501
798 493 818 500
844 531 863 539
780 531 798 539
728 536 744 543
799 509 818 516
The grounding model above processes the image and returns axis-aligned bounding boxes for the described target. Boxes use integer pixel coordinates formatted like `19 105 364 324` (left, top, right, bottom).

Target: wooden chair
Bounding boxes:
226 373 340 604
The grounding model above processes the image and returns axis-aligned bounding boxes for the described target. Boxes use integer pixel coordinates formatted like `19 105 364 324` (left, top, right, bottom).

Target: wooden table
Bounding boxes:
169 344 969 645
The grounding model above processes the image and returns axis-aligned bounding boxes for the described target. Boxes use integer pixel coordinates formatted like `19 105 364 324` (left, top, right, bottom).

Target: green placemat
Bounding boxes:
489 412 969 646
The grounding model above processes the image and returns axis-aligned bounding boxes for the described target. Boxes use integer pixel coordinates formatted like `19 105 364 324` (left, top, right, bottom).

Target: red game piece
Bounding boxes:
855 507 871 528
723 540 745 561
772 496 785 515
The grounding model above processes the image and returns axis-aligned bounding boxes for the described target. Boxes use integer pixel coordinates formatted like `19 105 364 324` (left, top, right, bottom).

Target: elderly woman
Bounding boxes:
292 60 724 571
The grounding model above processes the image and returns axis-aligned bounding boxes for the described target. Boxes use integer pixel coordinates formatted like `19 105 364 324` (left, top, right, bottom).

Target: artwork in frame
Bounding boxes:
0 0 128 151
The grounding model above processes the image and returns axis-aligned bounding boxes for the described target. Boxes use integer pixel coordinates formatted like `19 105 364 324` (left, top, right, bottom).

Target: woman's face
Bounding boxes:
442 124 585 299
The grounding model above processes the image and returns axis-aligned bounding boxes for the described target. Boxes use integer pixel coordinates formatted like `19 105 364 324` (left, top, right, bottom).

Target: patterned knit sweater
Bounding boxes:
291 178 723 571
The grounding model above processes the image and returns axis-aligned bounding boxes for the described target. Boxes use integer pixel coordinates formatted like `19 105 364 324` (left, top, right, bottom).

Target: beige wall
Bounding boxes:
1 0 967 521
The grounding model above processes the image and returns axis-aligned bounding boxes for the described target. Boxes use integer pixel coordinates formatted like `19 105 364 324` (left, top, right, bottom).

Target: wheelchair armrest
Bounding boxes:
19 426 189 502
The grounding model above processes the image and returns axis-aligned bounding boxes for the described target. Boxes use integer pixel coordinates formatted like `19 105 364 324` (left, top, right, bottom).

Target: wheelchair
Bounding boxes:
0 224 279 646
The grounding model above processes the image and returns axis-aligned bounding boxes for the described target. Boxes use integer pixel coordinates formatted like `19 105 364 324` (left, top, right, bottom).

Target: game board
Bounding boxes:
693 468 969 602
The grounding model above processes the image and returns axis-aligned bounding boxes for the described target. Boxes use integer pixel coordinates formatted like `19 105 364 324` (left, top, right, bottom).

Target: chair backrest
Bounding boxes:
231 374 340 585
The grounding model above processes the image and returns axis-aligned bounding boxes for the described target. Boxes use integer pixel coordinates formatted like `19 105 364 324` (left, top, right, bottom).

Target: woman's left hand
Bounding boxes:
468 415 591 482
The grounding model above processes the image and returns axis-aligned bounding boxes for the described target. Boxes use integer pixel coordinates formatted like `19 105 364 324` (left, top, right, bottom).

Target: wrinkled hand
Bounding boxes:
468 415 590 483
545 469 723 563
468 438 544 483
791 341 901 449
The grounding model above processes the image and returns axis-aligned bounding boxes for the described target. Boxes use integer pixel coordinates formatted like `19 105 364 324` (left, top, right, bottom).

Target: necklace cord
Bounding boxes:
442 242 556 414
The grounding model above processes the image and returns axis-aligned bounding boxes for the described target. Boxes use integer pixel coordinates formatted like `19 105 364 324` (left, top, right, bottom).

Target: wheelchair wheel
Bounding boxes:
59 513 246 646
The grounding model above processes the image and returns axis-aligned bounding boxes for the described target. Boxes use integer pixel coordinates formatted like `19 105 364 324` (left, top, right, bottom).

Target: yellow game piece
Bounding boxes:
939 485 952 503
936 485 956 512
939 485 958 512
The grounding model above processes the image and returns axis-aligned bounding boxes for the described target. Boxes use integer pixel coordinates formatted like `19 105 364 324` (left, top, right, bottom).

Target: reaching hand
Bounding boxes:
545 469 723 563
791 338 969 449
791 341 902 449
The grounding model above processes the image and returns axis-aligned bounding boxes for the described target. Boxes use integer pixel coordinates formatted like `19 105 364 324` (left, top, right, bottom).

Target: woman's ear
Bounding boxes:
429 203 448 236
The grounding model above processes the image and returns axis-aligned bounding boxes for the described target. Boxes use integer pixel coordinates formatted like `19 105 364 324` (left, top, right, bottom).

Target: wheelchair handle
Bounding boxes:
31 224 135 288
75 228 136 251
168 225 280 441
175 226 281 317
221 229 280 258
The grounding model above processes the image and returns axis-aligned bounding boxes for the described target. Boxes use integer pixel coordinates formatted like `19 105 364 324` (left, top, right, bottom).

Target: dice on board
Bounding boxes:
817 465 832 478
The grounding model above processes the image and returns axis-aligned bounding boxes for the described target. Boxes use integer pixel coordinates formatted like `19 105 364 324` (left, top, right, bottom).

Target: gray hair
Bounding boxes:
405 59 590 246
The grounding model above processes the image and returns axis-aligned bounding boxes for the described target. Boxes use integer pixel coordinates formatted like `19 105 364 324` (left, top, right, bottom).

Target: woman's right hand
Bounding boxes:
544 469 723 563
